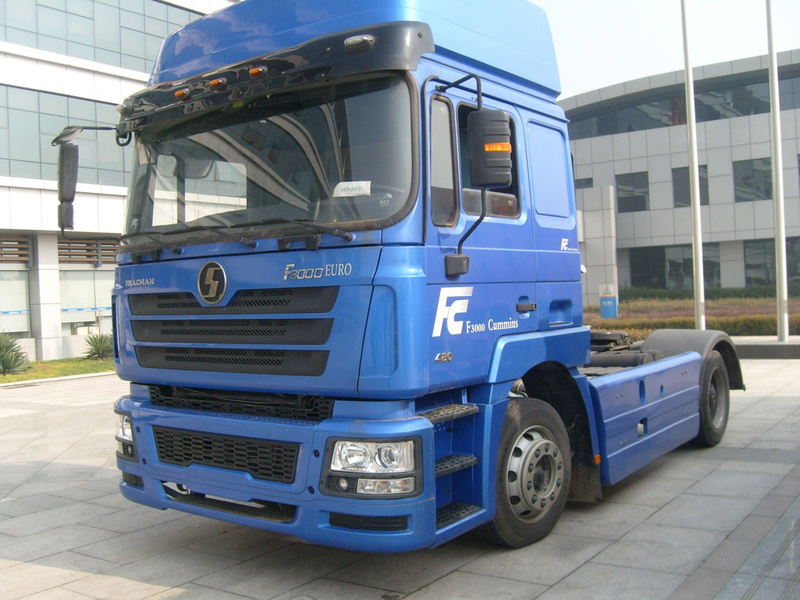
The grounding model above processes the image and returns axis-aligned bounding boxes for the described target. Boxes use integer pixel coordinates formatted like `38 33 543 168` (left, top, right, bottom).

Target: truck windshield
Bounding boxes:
123 75 413 247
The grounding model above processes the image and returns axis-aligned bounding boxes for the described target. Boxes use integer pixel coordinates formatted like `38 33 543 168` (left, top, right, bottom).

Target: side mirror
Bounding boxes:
467 109 512 189
57 143 79 230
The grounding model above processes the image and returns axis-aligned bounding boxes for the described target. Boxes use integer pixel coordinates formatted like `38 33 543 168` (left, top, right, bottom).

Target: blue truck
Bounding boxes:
53 0 744 552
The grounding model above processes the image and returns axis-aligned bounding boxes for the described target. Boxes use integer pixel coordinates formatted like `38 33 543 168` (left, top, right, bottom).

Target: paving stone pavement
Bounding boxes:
0 359 798 599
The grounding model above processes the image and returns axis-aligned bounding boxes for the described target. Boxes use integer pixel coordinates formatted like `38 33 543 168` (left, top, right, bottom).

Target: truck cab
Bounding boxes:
54 0 743 552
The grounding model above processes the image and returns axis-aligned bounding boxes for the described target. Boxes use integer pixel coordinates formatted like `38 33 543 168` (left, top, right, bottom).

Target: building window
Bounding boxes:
574 177 593 190
665 244 720 290
745 237 800 286
629 243 720 290
567 73 800 141
733 158 772 203
672 166 709 207
616 172 649 212
0 270 31 336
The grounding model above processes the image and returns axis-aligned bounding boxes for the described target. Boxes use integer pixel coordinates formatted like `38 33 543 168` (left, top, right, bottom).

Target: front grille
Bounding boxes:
149 386 335 422
153 427 299 483
130 287 339 316
136 347 328 376
131 318 333 345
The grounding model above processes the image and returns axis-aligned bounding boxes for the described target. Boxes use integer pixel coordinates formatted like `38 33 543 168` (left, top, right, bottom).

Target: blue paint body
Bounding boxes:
111 0 708 551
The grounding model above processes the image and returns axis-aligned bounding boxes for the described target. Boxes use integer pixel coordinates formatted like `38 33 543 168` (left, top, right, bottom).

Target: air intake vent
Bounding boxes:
130 287 339 315
136 347 328 376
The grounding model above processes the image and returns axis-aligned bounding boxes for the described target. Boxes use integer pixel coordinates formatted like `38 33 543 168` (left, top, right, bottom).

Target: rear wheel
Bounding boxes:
479 398 571 547
692 350 730 447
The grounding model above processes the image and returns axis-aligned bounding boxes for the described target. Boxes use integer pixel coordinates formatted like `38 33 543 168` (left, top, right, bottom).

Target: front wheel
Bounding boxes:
479 398 571 548
692 350 730 447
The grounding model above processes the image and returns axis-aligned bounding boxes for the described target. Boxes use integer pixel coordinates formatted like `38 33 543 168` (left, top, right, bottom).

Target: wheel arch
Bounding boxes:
521 361 595 468
640 328 745 391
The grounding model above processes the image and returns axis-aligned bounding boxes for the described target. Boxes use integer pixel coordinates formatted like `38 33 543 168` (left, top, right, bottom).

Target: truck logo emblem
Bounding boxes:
432 287 473 337
198 262 227 305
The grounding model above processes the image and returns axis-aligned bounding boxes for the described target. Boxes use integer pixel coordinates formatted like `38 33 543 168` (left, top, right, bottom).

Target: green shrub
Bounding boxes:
619 282 800 302
84 333 114 360
0 332 29 375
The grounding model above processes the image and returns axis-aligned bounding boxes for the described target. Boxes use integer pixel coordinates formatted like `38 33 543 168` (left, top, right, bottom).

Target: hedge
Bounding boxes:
619 282 800 302
587 314 800 337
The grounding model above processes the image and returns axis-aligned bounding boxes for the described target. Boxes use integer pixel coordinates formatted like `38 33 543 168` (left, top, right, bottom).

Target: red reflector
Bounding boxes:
484 142 512 153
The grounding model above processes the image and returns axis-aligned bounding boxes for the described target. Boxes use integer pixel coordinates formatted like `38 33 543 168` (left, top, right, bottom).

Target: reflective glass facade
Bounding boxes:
0 85 131 184
629 243 721 290
569 71 800 141
1 0 200 73
744 237 800 286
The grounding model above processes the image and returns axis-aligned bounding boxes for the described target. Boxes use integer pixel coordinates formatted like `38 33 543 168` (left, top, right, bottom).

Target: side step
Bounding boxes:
421 403 479 425
435 454 478 477
436 503 482 529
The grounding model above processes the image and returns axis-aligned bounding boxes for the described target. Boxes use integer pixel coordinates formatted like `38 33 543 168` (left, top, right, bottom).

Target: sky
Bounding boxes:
533 0 800 99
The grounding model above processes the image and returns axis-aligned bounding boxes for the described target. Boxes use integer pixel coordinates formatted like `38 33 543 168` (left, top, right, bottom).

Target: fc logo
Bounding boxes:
432 287 473 337
197 262 227 305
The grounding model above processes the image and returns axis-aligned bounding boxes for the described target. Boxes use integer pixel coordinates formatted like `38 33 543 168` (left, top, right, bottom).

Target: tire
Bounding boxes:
479 398 571 548
692 350 730 447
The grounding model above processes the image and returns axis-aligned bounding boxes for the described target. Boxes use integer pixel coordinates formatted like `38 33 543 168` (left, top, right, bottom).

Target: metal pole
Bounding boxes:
766 0 789 343
680 0 705 330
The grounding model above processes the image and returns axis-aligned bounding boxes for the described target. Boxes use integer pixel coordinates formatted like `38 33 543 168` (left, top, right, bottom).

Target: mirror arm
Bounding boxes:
436 73 483 108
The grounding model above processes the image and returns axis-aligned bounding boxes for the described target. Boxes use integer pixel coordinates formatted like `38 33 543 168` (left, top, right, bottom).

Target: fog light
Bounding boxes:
336 477 349 492
356 477 415 495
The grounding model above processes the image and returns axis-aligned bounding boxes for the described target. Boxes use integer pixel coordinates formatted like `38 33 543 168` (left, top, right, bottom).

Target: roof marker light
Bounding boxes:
174 88 191 101
249 67 266 78
210 78 227 90
344 34 375 53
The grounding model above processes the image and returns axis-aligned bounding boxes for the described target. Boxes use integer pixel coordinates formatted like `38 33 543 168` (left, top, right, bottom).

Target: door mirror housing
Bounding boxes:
467 109 512 189
57 142 79 230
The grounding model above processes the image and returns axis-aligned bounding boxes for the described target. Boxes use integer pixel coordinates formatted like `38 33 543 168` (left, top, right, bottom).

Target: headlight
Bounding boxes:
331 440 414 474
116 414 133 441
115 413 137 461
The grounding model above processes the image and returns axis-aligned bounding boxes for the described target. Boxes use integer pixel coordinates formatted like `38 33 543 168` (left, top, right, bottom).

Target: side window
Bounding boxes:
528 122 572 219
430 98 458 227
457 104 520 218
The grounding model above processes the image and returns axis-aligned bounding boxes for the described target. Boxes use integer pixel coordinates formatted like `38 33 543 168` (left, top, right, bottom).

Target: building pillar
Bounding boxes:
579 186 619 306
29 234 63 361
719 241 745 289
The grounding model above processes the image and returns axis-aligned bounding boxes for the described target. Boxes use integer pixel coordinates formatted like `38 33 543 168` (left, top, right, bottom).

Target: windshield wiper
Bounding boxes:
120 231 183 255
162 221 257 249
230 217 354 242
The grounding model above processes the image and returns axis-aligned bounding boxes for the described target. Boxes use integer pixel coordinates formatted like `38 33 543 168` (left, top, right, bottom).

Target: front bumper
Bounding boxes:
114 388 437 553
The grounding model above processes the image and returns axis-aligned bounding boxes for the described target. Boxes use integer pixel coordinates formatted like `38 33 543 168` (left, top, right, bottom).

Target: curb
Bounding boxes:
0 370 118 388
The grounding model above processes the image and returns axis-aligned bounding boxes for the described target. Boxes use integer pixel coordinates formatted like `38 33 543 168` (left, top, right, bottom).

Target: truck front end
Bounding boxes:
110 15 450 551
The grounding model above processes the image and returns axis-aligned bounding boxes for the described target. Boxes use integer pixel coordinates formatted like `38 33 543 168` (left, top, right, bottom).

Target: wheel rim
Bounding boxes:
708 368 728 429
505 425 564 523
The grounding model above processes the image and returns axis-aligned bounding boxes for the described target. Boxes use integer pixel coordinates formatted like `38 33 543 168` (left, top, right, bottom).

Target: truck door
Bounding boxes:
425 86 539 389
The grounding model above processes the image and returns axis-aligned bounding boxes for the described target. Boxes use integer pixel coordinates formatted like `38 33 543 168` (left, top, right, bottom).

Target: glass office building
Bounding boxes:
0 0 232 360
562 51 800 303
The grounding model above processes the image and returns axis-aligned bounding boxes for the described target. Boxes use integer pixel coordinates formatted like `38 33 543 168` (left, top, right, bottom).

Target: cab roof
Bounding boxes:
151 0 561 99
